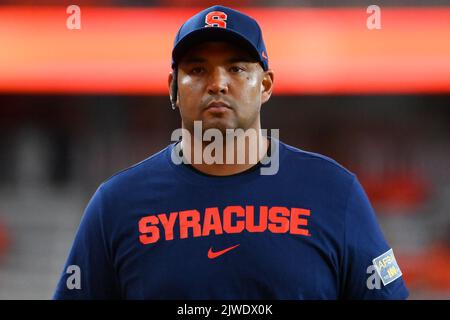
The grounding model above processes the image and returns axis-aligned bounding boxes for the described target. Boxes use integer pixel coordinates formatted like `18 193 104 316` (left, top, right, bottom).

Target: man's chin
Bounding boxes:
201 119 238 134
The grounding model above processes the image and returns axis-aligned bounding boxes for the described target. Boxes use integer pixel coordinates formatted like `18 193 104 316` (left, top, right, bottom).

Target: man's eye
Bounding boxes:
230 66 244 73
190 67 205 74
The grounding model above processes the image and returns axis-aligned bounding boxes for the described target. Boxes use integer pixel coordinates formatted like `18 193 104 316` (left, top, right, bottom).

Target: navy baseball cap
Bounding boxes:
171 5 269 71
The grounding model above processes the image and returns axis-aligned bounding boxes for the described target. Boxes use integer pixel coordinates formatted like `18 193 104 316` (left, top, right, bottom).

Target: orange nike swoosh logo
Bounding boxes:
208 244 240 259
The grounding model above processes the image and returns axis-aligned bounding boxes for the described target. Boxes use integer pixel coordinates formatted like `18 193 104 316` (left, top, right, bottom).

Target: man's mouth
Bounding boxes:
205 101 232 113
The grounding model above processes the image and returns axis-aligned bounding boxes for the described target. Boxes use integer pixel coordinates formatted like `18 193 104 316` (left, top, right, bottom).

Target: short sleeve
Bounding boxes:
53 185 120 299
341 177 409 299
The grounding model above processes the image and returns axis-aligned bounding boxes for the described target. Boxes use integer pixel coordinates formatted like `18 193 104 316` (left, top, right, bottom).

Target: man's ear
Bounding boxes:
168 71 174 101
261 70 274 105
168 71 178 109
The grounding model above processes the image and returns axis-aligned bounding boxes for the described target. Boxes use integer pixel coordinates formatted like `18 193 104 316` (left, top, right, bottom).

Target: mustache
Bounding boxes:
202 98 234 110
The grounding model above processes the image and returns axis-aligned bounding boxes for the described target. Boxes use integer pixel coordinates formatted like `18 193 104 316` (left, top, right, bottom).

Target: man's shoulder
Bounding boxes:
280 141 355 181
99 144 172 192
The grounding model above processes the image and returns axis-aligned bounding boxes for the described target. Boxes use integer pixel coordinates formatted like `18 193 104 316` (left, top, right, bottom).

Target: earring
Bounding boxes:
171 102 176 110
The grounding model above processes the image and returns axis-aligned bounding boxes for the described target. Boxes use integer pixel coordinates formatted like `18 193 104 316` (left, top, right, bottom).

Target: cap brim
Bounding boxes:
172 27 261 68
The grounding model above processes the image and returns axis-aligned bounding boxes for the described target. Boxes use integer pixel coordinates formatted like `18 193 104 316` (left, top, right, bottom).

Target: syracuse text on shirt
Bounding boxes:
138 205 311 245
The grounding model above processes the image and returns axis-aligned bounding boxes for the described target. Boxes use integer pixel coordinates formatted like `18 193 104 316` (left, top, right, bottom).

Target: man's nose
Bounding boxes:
207 68 228 95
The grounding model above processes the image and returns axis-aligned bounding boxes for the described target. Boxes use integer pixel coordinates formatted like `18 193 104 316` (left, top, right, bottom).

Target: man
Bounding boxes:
54 5 409 299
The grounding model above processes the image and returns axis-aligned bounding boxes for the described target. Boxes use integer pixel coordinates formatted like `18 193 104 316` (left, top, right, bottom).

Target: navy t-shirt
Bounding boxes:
53 138 409 299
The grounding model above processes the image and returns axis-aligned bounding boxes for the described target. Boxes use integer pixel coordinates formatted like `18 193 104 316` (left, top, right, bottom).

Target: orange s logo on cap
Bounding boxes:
205 11 228 28
262 51 268 60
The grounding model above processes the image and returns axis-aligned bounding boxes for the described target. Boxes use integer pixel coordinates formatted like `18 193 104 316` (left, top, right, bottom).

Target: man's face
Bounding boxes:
170 41 273 133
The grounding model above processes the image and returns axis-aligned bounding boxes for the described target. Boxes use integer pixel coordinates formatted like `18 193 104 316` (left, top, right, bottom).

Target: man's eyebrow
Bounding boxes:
227 56 255 63
180 57 207 64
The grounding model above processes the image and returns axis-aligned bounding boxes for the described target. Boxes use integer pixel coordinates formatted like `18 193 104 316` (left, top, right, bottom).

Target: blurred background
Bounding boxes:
0 0 449 299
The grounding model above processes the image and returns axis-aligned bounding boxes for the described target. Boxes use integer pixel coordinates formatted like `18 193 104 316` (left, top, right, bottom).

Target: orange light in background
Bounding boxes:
398 243 450 292
0 6 449 94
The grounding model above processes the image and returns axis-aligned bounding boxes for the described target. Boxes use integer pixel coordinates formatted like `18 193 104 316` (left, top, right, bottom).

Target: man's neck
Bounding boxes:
180 129 269 176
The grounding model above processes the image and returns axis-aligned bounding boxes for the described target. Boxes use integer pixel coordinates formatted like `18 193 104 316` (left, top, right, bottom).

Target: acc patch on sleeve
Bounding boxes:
372 249 403 286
